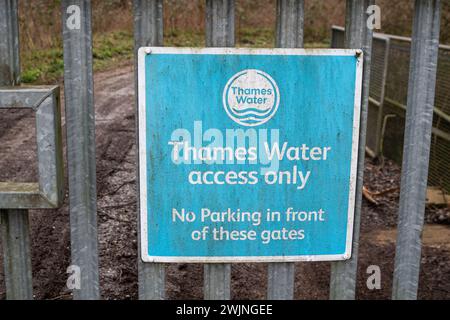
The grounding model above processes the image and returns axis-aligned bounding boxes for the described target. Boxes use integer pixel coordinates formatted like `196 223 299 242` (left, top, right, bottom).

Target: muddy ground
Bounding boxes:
0 65 449 300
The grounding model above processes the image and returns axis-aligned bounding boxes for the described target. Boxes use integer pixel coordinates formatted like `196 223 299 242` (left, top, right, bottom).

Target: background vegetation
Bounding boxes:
18 0 450 84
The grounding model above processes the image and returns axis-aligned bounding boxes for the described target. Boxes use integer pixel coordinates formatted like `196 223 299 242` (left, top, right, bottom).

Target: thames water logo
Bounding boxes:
223 69 280 127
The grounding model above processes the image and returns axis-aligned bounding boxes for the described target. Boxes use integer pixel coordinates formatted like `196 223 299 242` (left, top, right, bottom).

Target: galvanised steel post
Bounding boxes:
267 0 304 301
392 0 441 300
61 0 99 300
0 0 33 300
0 210 33 300
329 0 374 300
133 0 165 300
204 0 234 300
267 262 295 300
0 0 20 86
275 0 304 49
206 0 235 48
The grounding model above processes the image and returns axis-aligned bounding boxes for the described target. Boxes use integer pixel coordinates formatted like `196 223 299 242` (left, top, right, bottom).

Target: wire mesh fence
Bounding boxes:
332 26 450 193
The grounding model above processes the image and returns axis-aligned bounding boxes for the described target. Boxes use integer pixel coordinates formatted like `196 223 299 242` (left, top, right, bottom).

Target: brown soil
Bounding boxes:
0 65 449 300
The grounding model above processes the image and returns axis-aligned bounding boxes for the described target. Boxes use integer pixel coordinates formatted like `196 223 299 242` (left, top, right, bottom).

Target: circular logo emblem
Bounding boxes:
223 69 280 127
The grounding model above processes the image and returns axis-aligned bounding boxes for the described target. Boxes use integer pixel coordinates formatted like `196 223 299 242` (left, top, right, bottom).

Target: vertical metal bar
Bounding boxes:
267 0 304 301
0 0 33 300
0 210 33 300
392 0 441 300
0 0 20 86
275 0 304 48
267 262 295 300
133 0 165 300
329 0 374 300
204 0 234 300
204 264 231 300
205 0 235 47
61 0 99 300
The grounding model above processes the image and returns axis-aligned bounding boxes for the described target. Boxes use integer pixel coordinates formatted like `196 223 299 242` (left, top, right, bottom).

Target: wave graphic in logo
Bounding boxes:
223 69 280 127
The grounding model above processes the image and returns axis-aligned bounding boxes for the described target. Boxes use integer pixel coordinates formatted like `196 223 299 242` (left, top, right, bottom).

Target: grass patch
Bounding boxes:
165 29 205 47
21 47 64 83
21 28 329 84
237 28 274 47
93 31 134 71
21 30 134 84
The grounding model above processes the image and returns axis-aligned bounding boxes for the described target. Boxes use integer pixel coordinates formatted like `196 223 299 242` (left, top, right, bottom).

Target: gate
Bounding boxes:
0 0 443 300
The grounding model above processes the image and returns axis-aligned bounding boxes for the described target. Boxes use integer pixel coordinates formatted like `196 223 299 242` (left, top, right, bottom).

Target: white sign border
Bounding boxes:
138 47 363 263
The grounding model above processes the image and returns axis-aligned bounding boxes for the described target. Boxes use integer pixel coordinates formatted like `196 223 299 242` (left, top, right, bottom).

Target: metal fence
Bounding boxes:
0 0 443 300
332 24 450 192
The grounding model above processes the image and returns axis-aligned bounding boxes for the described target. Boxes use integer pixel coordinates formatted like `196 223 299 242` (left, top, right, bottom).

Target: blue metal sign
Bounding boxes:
138 48 363 262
